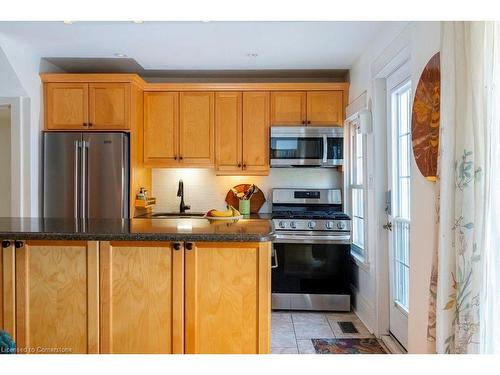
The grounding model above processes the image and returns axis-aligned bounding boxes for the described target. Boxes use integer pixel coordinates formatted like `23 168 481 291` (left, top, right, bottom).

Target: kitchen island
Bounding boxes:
0 217 274 354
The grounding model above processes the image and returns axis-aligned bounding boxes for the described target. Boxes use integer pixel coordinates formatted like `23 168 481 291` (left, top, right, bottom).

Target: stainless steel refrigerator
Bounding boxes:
43 132 129 219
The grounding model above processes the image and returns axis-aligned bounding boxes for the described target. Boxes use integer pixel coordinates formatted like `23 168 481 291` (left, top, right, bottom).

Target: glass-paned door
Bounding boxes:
386 64 411 349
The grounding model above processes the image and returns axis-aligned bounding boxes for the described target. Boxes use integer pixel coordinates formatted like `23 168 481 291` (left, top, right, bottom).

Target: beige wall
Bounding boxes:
0 106 11 216
152 168 342 213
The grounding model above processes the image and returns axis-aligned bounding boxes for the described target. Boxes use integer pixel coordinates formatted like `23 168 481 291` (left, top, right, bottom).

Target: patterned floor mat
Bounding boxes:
311 338 387 354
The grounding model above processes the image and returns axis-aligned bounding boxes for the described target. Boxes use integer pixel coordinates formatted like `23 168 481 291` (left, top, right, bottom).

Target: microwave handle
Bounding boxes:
322 135 328 163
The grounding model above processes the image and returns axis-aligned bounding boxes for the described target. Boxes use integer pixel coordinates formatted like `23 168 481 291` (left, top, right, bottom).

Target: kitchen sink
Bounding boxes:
147 212 206 219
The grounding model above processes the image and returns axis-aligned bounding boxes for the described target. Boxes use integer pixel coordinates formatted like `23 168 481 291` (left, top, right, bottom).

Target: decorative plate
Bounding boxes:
411 52 440 182
225 184 266 213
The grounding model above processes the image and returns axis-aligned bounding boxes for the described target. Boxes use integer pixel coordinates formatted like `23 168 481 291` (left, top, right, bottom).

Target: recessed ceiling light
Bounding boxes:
132 20 144 24
245 53 258 58
63 21 74 25
114 53 128 58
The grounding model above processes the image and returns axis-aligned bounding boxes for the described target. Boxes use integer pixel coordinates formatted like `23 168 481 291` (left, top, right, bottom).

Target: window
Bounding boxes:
349 120 366 260
391 81 412 311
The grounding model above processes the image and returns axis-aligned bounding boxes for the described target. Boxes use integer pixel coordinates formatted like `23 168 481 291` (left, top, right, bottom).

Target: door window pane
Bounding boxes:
392 82 412 312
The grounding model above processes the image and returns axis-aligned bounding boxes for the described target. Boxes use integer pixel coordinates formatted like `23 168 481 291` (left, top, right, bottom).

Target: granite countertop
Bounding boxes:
0 217 275 242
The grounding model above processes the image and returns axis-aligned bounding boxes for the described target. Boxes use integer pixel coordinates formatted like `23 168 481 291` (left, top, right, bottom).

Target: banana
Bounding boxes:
206 208 234 217
230 206 241 216
206 205 241 218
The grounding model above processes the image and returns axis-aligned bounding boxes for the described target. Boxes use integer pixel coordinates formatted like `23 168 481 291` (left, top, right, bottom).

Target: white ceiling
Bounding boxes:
0 21 390 70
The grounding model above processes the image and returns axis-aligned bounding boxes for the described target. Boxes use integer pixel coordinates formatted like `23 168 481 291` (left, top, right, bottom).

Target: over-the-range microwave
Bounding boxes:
270 126 344 168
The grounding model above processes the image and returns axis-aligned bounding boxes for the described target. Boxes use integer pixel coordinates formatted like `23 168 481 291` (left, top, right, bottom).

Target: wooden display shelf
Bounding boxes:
135 198 156 209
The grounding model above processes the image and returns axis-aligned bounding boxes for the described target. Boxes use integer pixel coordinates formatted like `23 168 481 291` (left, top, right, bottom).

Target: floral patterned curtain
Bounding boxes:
427 21 496 354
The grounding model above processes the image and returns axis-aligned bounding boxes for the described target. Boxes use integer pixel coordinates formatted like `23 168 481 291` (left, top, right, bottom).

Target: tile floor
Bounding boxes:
271 310 375 354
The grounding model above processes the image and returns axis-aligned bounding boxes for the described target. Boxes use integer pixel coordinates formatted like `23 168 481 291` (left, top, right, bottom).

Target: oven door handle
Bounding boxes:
274 233 351 244
271 247 279 269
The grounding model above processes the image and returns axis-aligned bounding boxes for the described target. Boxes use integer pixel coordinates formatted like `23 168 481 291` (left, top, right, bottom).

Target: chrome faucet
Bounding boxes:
177 179 191 213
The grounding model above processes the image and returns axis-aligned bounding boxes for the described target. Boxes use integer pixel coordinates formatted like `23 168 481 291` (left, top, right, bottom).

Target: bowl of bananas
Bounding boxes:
204 205 243 220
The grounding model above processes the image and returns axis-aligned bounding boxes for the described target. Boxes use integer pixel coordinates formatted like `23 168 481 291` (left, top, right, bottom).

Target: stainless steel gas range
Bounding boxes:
271 188 352 311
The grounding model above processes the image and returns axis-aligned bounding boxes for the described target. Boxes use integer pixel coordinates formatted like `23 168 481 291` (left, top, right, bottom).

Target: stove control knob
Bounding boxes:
289 221 297 229
308 221 317 229
325 221 334 230
278 221 287 229
337 221 346 230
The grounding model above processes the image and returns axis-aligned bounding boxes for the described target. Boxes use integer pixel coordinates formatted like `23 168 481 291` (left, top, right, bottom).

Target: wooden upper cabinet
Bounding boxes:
179 92 215 166
99 241 184 354
45 83 89 130
242 92 270 174
215 92 242 173
306 91 344 126
44 81 131 131
271 90 345 127
270 91 306 125
144 92 179 166
89 83 130 130
15 240 99 354
185 242 271 354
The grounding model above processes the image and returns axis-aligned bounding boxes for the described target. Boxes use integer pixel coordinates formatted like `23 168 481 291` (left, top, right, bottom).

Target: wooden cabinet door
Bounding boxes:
179 92 215 166
89 83 130 130
270 91 306 125
306 91 344 126
242 92 270 175
15 240 99 354
215 92 242 174
1 240 15 342
185 242 271 354
144 92 179 166
100 241 184 354
45 83 89 130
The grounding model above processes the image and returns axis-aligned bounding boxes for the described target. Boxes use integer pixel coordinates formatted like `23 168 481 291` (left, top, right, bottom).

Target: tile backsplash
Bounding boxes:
152 168 342 213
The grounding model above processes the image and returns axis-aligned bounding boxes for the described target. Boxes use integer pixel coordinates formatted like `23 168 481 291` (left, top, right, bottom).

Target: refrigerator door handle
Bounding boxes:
81 140 88 219
74 140 80 219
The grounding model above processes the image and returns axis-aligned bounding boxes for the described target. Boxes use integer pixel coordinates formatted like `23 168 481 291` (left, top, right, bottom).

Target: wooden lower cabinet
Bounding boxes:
0 240 271 354
1 240 16 341
15 240 99 354
185 242 271 354
99 241 183 354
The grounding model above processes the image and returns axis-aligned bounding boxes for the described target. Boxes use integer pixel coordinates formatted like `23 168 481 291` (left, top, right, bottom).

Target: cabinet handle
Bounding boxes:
173 242 182 251
302 120 306 125
88 123 93 127
174 155 178 160
14 240 24 249
185 242 194 251
242 164 246 169
307 120 311 124
179 156 183 160
2 240 11 248
237 163 241 168
83 123 88 127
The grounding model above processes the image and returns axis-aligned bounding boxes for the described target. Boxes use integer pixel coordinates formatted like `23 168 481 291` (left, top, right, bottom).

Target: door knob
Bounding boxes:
383 221 392 231
185 242 194 250
2 240 11 248
173 242 182 251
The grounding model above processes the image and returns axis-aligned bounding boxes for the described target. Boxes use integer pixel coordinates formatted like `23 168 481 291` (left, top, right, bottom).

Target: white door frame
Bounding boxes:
370 47 411 339
0 96 29 217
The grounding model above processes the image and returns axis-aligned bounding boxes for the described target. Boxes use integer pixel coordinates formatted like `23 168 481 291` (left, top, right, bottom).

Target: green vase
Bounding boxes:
238 199 250 215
